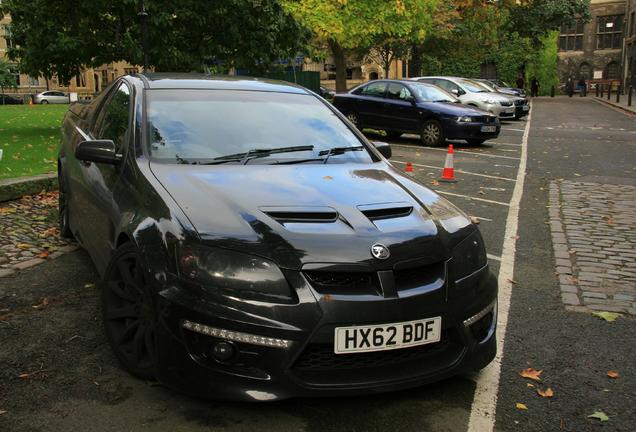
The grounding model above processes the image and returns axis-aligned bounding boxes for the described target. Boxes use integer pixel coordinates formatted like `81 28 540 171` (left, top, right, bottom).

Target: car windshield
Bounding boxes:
146 90 373 164
458 79 489 93
408 83 457 102
475 80 496 92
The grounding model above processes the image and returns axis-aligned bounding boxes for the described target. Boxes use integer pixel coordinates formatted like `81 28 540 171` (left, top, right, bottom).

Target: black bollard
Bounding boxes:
607 84 611 100
550 85 555 97
616 85 621 103
596 84 599 97
600 84 604 98
629 86 633 107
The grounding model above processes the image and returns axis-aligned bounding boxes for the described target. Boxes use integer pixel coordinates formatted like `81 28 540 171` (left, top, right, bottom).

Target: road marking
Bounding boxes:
390 160 516 182
501 127 525 132
487 253 501 262
473 216 493 222
391 144 521 160
467 98 531 432
499 149 520 153
489 142 522 147
434 190 510 207
494 164 516 168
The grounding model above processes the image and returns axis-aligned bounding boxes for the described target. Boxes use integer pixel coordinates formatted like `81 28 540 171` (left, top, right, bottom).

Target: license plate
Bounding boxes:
334 317 441 354
481 125 497 133
522 105 529 111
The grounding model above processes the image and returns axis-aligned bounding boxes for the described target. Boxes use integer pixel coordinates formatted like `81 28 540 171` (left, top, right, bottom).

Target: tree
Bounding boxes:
1 0 309 84
281 0 437 92
0 59 17 105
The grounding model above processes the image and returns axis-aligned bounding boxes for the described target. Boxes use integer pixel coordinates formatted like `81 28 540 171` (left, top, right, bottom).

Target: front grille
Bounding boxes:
499 100 513 107
293 335 450 372
514 99 528 106
304 271 380 295
394 262 444 291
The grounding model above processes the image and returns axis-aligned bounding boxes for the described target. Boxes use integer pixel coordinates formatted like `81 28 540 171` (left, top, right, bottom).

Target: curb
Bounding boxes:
0 244 80 278
0 173 58 202
591 97 636 116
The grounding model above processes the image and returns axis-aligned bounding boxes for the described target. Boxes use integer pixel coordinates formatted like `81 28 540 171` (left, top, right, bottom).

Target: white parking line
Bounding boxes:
501 127 525 132
391 144 521 160
390 160 516 182
487 253 501 262
488 142 522 147
467 99 531 432
434 190 510 207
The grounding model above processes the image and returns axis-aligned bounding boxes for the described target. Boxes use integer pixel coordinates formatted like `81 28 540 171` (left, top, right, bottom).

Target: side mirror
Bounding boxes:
372 141 392 159
450 88 459 95
407 96 417 106
75 140 122 165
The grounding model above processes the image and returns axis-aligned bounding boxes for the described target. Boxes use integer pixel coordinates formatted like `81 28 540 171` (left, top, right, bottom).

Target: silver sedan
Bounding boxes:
34 91 69 104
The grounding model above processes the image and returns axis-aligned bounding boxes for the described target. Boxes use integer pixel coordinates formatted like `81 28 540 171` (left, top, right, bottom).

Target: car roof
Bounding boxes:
350 79 437 90
134 73 310 95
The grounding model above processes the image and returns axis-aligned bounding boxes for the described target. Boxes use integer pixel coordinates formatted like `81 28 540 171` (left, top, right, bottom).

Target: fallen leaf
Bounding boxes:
587 411 609 422
430 179 440 186
592 311 621 322
537 387 554 398
84 283 96 289
38 251 49 259
607 370 619 379
470 216 480 224
478 190 486 195
520 368 542 381
18 373 30 379
0 410 6 416
507 279 517 285
31 298 49 310
16 243 32 250
568 249 576 255
515 403 528 410
526 383 535 388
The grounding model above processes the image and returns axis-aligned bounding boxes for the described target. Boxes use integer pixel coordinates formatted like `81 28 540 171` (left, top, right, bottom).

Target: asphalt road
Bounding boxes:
0 97 634 431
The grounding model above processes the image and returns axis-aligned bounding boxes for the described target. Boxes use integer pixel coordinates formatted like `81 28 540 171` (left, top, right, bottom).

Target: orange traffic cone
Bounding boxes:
440 144 457 183
405 162 413 173
28 98 34 106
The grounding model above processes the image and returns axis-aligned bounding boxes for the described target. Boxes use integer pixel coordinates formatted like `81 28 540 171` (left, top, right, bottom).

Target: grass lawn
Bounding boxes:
0 105 68 180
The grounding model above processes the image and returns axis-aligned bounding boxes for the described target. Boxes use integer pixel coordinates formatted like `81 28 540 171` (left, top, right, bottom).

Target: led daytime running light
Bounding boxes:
182 320 291 349
463 300 497 327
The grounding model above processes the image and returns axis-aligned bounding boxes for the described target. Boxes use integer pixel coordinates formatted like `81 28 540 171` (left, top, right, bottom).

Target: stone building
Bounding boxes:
623 0 636 87
1 13 140 101
557 0 626 87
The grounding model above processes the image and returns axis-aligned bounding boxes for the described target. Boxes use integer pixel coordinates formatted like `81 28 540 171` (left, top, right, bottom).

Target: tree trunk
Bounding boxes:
329 40 347 93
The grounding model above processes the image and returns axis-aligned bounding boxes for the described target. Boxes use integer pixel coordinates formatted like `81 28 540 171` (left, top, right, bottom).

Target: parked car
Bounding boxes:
319 85 336 101
473 80 530 119
0 94 24 105
58 73 497 401
332 79 500 146
477 79 526 98
34 91 69 104
411 76 516 120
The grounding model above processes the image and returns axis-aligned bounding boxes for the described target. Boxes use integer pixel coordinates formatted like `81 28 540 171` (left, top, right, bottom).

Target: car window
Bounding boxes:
458 79 488 93
435 79 460 94
360 82 387 98
386 83 412 101
96 83 131 153
146 90 374 164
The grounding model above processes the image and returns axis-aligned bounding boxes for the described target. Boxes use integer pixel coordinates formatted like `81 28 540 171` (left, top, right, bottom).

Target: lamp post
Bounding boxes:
138 2 149 72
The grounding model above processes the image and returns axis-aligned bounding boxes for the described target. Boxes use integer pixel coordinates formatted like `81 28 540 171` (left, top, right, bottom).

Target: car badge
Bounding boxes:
370 243 390 260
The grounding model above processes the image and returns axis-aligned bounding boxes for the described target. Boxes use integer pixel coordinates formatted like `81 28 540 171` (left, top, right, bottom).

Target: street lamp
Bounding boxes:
138 1 149 72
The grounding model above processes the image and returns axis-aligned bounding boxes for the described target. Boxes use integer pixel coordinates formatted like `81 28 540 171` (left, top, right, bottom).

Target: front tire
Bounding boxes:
421 120 445 146
102 243 157 380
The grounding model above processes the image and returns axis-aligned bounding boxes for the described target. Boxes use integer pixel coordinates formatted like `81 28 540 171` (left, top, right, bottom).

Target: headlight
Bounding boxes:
456 116 473 122
451 230 487 280
427 196 471 233
178 243 295 303
482 98 498 104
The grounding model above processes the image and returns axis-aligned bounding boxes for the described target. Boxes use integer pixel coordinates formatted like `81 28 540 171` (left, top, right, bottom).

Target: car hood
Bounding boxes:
149 162 471 270
470 91 512 102
418 101 489 116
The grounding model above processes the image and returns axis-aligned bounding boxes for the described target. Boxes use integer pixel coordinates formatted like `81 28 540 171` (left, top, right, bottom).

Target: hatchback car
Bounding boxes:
58 73 497 401
333 80 500 146
412 76 516 120
35 91 69 104
473 80 530 119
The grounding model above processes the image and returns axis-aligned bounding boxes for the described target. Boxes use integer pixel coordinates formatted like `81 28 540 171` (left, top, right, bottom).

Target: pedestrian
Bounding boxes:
530 77 540 97
577 77 587 96
516 73 525 91
565 77 574 97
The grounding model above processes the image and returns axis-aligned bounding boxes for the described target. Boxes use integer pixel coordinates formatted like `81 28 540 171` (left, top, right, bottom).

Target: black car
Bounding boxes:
58 73 497 401
332 79 500 146
0 94 24 105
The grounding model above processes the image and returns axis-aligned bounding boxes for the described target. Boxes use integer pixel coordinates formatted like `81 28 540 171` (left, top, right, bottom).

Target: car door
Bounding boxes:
76 82 133 268
54 91 69 104
355 81 388 128
382 82 420 132
434 79 465 101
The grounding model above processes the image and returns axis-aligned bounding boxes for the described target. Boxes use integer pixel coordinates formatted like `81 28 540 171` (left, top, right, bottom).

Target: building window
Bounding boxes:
630 12 635 36
605 61 619 80
2 24 14 49
75 71 86 87
28 76 39 86
596 15 623 50
559 21 584 51
480 62 497 79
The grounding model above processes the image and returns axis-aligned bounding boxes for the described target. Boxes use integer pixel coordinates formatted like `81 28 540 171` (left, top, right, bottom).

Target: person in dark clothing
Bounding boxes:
516 74 525 90
577 77 587 96
530 77 540 97
565 77 575 97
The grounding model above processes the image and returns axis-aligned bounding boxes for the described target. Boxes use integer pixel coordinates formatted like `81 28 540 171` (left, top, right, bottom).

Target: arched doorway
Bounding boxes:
369 71 379 80
604 61 619 80
94 73 100 92
578 62 592 80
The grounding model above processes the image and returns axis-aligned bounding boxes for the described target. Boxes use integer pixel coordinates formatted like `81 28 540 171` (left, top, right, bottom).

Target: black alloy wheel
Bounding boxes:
384 130 403 140
102 243 157 379
346 112 361 129
58 166 73 239
420 120 445 146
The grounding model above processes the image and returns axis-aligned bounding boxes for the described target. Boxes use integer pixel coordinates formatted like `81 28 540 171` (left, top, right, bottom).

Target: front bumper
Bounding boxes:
443 120 501 141
482 103 515 119
515 104 530 118
151 262 498 401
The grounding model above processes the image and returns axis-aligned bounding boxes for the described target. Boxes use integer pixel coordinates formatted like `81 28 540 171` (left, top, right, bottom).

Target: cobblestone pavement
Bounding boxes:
0 191 77 277
549 180 636 314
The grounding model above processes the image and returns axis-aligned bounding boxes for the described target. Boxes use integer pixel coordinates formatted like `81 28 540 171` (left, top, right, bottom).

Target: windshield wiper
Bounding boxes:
318 145 364 164
201 145 315 165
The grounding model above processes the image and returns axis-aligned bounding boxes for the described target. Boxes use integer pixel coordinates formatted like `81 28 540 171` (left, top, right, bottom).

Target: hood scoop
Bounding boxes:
358 203 413 221
260 206 339 224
